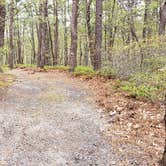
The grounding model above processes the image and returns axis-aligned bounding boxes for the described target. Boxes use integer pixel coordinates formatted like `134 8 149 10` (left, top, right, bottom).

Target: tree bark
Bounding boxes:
79 39 82 65
9 0 14 69
84 42 89 66
47 20 54 65
143 0 152 39
0 0 6 48
16 14 22 64
109 0 116 48
159 1 166 35
43 0 50 66
37 0 47 68
17 25 22 64
94 0 103 70
30 19 36 64
64 1 68 66
86 0 94 67
69 0 79 72
53 0 59 66
161 94 166 166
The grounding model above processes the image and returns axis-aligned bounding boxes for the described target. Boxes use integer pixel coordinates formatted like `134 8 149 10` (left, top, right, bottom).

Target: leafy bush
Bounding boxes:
16 64 36 68
97 67 116 79
120 70 166 101
74 66 95 77
45 65 69 71
111 36 166 77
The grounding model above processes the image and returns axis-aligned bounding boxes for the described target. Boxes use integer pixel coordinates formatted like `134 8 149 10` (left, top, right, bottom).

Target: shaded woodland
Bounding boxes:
0 0 166 165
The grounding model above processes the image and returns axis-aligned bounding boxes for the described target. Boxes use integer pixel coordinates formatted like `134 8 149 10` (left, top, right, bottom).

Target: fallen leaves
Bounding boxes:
82 77 165 165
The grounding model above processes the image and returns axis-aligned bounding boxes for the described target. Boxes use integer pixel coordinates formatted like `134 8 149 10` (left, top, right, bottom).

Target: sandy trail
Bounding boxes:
0 69 154 166
0 69 118 166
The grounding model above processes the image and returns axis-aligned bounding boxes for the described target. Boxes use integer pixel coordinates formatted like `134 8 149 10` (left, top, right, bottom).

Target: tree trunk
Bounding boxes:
69 0 79 72
94 0 103 70
47 20 54 65
161 94 166 166
43 0 50 66
17 25 22 64
159 1 166 35
43 0 49 66
143 0 152 39
108 0 116 48
79 39 82 65
9 0 14 69
53 0 59 66
30 19 36 64
37 1 47 68
86 0 94 67
37 21 42 67
0 0 6 68
0 0 6 48
64 1 68 66
16 14 22 64
84 42 89 66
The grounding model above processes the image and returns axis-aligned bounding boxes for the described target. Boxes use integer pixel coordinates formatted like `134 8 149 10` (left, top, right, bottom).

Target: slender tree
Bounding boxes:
53 0 59 65
37 0 47 68
94 0 103 70
86 0 94 67
0 0 6 48
30 11 36 64
9 0 14 69
64 0 68 66
159 1 166 35
69 0 79 71
161 95 166 166
16 14 22 64
143 0 152 39
0 0 6 71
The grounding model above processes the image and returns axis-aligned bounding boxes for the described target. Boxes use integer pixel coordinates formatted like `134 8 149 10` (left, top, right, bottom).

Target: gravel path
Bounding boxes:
0 69 119 166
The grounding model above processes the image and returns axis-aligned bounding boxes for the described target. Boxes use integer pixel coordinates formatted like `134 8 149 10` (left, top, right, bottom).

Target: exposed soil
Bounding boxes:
0 69 164 166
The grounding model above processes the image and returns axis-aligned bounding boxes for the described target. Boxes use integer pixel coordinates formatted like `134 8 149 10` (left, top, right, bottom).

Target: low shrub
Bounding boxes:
16 64 36 68
74 66 95 77
120 71 166 101
45 65 69 71
97 67 116 79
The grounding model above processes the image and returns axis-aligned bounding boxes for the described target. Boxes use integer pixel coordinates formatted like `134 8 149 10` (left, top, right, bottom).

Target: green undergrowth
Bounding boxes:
45 65 69 71
16 64 70 71
16 64 36 68
119 70 166 101
74 66 95 77
15 63 166 101
16 64 116 79
1 65 9 72
73 66 116 79
96 67 116 79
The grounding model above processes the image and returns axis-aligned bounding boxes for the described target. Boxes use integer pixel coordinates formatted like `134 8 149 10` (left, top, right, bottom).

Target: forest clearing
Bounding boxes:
0 0 166 165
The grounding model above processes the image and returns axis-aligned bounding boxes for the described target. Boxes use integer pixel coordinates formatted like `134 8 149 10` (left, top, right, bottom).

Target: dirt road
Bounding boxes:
0 69 156 166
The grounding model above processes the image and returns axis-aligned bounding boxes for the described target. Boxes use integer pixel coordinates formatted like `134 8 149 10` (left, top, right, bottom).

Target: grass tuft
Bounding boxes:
74 66 95 77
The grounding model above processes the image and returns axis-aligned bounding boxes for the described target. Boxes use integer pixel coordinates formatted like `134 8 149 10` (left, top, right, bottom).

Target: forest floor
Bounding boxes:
0 68 164 166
